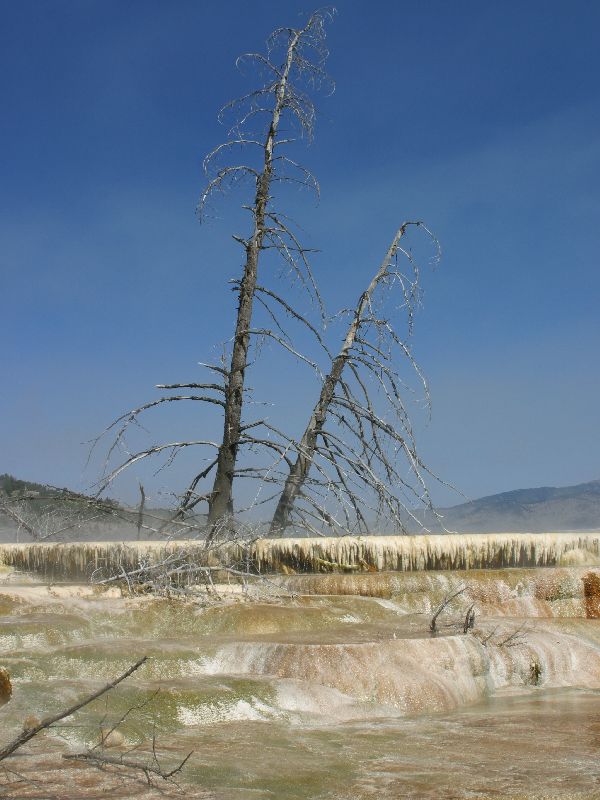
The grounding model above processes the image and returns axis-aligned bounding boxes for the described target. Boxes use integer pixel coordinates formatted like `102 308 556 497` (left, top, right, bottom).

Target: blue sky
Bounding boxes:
1 0 599 507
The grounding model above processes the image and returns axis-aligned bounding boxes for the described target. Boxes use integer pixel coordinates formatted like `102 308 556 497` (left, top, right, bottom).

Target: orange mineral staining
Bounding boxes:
0 667 12 705
583 572 600 618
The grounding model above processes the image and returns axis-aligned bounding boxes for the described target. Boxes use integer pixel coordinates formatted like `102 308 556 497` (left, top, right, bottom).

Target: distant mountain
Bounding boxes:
2 473 599 540
416 479 600 533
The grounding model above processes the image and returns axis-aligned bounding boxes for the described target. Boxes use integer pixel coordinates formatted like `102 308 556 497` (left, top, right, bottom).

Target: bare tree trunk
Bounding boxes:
136 482 145 541
270 223 415 535
207 27 304 528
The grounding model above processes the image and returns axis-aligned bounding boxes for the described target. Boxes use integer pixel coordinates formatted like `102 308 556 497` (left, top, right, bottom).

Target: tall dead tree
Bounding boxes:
93 10 334 531
201 9 333 526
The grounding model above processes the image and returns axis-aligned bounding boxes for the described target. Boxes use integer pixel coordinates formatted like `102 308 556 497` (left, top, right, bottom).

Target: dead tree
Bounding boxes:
268 221 443 536
463 603 476 634
90 519 294 603
64 713 192 789
0 492 109 542
90 10 445 539
429 586 467 635
0 656 193 794
63 748 192 787
0 499 37 540
92 9 334 535
203 9 333 528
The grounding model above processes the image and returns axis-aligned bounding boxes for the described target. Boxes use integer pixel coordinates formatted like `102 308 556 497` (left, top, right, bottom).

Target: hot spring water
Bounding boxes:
1 534 600 798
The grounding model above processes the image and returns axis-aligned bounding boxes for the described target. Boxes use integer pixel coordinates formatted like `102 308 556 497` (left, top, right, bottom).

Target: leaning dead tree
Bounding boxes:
92 9 335 535
266 222 443 535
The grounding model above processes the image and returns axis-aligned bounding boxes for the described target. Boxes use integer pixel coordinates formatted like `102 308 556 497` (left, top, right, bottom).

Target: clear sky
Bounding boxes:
2 0 599 507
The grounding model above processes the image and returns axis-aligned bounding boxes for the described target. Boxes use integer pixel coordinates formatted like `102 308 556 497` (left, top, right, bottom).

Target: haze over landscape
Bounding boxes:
2 474 599 541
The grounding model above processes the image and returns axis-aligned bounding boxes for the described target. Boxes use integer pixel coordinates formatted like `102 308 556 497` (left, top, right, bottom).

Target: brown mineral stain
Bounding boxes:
0 667 12 705
583 572 600 618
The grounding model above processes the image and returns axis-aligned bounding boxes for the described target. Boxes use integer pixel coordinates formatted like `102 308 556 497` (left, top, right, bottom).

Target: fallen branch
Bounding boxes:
0 657 148 761
63 749 193 784
497 624 528 648
477 625 498 647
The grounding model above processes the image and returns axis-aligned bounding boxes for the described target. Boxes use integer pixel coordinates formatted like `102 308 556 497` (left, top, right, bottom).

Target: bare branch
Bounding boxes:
63 750 193 784
0 498 38 539
0 657 148 762
96 441 220 496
